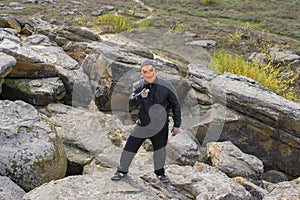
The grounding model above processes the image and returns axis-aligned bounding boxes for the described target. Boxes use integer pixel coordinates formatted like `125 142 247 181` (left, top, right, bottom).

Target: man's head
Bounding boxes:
141 60 157 83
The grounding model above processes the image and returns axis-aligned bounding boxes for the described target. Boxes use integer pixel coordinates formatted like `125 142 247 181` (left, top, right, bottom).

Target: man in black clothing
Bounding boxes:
111 60 181 183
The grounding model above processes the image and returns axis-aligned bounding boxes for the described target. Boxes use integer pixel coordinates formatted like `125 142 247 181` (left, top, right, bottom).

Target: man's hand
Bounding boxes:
171 127 180 136
141 88 150 98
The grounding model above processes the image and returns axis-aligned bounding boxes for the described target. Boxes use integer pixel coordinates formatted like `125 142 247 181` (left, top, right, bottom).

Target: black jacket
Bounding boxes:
129 77 181 128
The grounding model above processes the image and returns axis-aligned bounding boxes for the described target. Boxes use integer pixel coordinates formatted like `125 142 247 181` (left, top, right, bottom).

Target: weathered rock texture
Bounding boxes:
0 100 67 191
188 64 300 178
0 176 25 200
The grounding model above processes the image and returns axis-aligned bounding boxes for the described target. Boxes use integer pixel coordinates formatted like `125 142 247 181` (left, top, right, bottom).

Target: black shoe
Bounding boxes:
157 174 170 183
111 171 126 181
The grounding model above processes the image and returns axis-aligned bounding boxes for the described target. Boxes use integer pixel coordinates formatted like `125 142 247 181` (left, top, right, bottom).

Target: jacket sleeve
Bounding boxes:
168 85 181 128
129 82 143 108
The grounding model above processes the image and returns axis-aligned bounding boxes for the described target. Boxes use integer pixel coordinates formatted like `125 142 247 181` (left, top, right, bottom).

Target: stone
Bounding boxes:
0 52 16 78
0 100 67 191
1 77 66 106
207 141 264 184
0 176 25 200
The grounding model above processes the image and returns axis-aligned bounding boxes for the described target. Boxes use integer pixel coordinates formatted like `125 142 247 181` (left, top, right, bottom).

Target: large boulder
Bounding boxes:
207 141 264 185
188 64 300 178
0 29 58 78
0 176 25 200
43 103 125 168
22 171 163 200
23 164 254 200
0 100 67 191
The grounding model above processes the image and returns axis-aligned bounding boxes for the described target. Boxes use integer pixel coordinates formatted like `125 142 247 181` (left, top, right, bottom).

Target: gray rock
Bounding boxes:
9 2 20 7
186 40 217 47
0 31 58 78
167 129 201 165
0 100 67 191
248 52 268 66
0 52 16 78
232 177 267 200
262 170 289 183
0 176 25 200
142 165 253 200
263 177 300 200
207 141 264 184
1 77 66 106
22 171 163 200
269 48 300 63
23 34 79 70
205 72 300 178
133 13 145 18
45 103 124 168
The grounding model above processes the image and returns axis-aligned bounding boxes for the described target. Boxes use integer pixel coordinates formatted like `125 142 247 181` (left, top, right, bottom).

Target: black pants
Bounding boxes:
117 123 169 176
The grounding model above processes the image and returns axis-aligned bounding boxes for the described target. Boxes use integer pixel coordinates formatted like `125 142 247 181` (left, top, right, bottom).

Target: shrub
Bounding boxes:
94 13 133 33
211 51 299 102
201 0 217 5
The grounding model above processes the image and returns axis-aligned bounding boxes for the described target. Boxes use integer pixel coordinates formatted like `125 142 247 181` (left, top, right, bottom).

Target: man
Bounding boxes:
111 60 181 183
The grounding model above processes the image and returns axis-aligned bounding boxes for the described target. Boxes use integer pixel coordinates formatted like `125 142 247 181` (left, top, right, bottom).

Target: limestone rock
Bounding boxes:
0 176 25 200
44 103 124 168
22 171 163 200
207 141 264 184
1 77 65 106
0 52 16 78
0 100 67 191
167 129 201 165
263 177 300 200
0 29 57 79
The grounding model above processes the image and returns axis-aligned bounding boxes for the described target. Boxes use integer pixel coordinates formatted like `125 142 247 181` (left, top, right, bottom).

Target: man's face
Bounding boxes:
141 64 156 83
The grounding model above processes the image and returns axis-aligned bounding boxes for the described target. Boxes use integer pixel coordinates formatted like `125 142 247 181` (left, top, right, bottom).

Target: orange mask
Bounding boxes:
141 65 156 83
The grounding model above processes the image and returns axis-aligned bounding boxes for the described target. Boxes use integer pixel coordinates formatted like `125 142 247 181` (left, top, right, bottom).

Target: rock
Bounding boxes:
133 13 145 18
92 5 115 16
167 129 201 165
35 25 101 46
185 40 217 47
262 170 289 183
23 34 79 70
233 177 267 200
56 67 92 107
189 67 300 178
207 141 264 185
22 171 163 200
248 52 268 66
44 103 124 168
0 30 58 79
263 177 300 200
0 176 26 200
0 100 67 191
1 77 65 106
0 52 16 78
269 48 300 63
142 165 252 200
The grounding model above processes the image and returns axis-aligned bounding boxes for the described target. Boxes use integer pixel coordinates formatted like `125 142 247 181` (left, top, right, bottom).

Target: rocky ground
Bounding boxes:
0 0 300 200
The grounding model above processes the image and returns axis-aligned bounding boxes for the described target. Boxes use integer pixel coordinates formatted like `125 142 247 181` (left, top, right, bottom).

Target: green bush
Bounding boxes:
211 51 299 102
94 13 133 33
201 0 217 5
